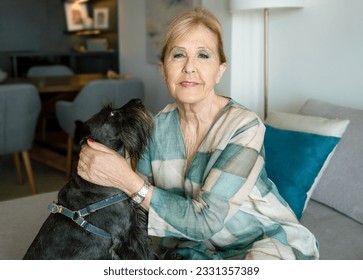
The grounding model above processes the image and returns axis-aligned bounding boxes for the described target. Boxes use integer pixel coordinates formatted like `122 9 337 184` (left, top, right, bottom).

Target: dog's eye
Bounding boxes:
110 111 115 117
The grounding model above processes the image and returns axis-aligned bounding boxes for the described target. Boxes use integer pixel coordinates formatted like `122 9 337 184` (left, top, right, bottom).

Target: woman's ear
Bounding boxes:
159 62 166 83
216 62 227 84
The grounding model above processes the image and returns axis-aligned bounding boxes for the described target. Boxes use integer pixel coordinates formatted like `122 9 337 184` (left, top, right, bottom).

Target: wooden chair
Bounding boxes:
0 84 41 194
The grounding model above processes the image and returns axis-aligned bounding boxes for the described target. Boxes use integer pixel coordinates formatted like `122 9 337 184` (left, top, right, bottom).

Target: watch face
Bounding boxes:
139 186 148 197
133 194 143 204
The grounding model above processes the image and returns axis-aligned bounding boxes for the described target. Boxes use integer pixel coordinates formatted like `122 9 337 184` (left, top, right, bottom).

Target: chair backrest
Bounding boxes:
0 84 41 154
56 78 145 137
27 65 74 77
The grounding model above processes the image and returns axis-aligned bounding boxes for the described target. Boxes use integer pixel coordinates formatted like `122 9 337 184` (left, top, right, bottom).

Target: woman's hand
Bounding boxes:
77 139 144 196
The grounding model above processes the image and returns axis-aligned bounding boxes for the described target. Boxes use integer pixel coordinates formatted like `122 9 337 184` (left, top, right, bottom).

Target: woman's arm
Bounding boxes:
77 139 153 210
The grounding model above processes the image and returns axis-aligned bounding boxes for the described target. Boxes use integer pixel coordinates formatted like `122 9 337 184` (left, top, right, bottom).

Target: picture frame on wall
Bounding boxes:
93 8 109 29
64 3 89 31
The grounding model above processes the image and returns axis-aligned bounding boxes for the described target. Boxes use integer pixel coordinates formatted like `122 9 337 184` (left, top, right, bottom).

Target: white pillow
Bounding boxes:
265 111 350 137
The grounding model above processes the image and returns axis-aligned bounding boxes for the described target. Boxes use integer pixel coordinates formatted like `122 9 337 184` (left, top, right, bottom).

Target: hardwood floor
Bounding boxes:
0 153 66 202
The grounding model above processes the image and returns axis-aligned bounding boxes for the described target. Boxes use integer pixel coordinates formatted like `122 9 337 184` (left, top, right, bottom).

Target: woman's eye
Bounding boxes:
172 52 185 59
198 52 210 59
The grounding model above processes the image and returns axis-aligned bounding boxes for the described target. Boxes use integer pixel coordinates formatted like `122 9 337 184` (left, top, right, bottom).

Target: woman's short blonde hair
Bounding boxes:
160 6 226 64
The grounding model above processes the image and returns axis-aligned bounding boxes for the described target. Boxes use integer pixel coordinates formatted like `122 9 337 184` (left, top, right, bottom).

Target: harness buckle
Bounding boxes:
49 203 60 214
72 210 82 221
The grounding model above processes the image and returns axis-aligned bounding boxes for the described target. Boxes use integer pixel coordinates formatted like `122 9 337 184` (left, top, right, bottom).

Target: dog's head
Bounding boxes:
75 99 154 161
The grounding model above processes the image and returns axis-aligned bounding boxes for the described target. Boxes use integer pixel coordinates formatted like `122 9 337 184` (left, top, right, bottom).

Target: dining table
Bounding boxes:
4 73 107 94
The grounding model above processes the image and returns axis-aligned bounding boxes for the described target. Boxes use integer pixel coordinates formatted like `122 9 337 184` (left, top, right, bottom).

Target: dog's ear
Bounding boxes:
118 118 153 161
117 102 154 160
74 120 91 145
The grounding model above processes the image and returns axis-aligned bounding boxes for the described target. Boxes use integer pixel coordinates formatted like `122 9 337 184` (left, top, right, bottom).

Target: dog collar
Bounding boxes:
48 192 129 239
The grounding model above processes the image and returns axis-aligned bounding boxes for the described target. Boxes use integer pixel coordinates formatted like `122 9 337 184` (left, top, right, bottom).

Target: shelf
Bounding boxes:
9 51 119 77
64 29 116 36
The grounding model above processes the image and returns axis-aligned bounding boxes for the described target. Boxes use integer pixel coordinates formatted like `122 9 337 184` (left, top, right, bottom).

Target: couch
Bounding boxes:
0 99 362 260
264 98 363 259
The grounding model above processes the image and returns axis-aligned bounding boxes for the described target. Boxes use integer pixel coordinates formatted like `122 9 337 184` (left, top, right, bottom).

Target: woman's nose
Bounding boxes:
182 57 197 74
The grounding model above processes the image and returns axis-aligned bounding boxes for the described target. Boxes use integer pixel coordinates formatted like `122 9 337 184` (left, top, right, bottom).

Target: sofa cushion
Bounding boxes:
299 99 363 224
0 192 57 259
301 200 363 260
264 111 349 220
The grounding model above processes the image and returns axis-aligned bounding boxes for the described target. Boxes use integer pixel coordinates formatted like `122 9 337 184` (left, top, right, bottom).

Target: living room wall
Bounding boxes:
0 0 76 73
0 0 118 76
118 0 363 117
269 0 363 112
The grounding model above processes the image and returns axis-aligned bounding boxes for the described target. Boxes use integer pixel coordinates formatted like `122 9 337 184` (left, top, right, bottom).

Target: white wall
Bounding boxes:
229 9 265 116
118 0 172 115
118 0 363 116
269 0 363 112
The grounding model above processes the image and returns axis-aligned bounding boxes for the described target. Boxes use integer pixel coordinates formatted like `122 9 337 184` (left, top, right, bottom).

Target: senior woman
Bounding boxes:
78 7 319 260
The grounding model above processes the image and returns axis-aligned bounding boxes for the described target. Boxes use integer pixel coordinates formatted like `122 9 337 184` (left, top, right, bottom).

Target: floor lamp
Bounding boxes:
229 0 305 119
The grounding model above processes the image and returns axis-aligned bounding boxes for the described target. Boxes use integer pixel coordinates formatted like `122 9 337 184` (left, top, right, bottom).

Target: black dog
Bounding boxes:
23 99 155 260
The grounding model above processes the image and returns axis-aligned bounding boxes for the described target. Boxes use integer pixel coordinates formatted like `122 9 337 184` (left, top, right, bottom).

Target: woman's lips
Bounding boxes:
180 81 199 87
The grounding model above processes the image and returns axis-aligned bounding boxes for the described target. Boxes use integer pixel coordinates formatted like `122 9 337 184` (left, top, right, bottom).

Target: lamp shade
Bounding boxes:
230 0 305 11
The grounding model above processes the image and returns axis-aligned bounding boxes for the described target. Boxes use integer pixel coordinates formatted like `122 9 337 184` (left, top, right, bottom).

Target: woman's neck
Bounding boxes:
178 94 228 164
178 93 224 121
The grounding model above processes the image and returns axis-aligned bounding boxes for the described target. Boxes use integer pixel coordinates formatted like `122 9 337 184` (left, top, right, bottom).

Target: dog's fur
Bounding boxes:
23 99 155 260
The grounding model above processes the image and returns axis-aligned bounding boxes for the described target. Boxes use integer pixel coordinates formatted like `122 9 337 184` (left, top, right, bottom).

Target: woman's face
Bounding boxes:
160 25 226 105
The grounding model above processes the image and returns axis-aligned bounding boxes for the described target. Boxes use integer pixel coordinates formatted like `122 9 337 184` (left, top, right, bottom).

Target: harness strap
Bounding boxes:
48 192 129 239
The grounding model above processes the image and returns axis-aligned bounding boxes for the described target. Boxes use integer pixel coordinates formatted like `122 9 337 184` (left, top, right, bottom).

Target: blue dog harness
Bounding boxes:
48 193 129 239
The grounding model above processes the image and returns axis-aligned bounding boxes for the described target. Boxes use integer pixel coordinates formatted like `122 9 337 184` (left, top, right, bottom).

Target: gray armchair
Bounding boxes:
55 78 145 179
26 65 74 77
0 84 41 194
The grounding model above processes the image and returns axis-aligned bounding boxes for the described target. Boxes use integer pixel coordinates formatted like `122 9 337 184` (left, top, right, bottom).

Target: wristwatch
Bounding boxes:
131 181 151 204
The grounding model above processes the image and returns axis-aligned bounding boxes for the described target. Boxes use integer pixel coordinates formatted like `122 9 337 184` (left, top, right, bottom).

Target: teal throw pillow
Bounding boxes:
264 125 340 220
